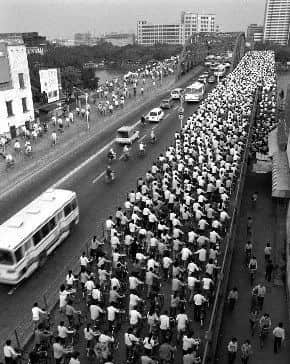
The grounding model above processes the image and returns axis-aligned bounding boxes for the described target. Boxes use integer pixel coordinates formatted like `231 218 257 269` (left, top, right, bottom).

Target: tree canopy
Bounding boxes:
28 42 182 102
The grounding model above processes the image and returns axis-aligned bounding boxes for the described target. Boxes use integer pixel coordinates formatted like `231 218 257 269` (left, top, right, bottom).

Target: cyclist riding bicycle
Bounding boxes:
106 166 114 181
123 145 130 160
139 142 145 155
141 115 146 126
108 148 116 161
248 256 258 285
150 129 156 143
25 141 32 156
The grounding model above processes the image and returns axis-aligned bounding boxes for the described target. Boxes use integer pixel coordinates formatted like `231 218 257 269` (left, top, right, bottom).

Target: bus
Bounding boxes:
184 82 205 103
0 188 79 285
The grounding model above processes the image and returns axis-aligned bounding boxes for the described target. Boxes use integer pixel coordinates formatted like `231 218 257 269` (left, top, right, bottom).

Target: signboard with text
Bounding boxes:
39 68 59 103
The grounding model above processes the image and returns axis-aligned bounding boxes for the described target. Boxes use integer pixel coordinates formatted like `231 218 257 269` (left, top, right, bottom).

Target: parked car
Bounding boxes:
170 88 183 100
146 107 165 123
160 98 173 109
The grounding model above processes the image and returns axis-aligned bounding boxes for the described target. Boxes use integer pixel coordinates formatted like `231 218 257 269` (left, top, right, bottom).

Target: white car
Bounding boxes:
146 107 165 123
170 88 183 100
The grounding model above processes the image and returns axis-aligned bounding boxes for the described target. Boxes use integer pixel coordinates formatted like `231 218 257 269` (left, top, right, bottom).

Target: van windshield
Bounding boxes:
186 86 203 94
0 249 14 265
150 112 157 116
118 131 129 138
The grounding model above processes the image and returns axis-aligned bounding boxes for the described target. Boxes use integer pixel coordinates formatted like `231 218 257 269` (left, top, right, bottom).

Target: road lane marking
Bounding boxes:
92 170 106 184
51 139 115 188
139 135 147 142
174 105 179 110
164 114 169 120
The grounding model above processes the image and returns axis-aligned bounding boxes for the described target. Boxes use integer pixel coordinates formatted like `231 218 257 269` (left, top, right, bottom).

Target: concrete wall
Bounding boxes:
0 44 34 134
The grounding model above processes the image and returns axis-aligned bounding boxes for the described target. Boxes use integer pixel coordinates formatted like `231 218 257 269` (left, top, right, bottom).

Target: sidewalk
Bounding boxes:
0 67 203 194
215 170 290 364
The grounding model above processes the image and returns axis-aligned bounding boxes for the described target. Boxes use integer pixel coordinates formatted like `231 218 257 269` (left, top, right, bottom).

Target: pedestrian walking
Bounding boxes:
249 309 259 337
51 131 57 146
240 340 252 364
252 283 266 310
265 259 274 282
259 313 271 348
227 337 238 364
273 322 285 353
264 242 272 263
227 287 238 311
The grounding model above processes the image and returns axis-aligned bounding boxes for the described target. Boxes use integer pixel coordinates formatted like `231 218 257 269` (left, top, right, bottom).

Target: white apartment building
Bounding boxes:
137 11 216 46
263 0 290 45
137 21 183 45
0 40 34 136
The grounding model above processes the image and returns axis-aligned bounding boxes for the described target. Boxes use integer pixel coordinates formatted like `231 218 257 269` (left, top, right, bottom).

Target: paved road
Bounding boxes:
215 170 290 363
0 69 210 350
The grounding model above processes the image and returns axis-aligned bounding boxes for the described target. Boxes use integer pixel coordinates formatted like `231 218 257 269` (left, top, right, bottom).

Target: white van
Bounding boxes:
146 108 165 123
116 125 140 145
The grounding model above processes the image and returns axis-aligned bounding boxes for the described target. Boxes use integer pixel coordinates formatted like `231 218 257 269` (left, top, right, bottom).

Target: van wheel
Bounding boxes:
39 251 47 267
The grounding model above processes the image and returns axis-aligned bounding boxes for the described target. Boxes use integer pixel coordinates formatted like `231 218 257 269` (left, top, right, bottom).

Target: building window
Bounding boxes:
22 97 28 112
18 73 25 89
6 101 13 117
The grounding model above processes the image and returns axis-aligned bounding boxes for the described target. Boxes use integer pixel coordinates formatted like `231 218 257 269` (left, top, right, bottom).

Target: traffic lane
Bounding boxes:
0 67 204 213
0 101 198 344
0 107 178 222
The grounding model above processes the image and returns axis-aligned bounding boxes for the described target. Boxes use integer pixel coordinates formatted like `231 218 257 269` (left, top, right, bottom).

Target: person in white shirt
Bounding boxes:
89 302 104 321
193 292 207 321
162 256 173 280
273 322 285 353
3 340 20 362
181 247 192 264
124 327 140 358
68 351 81 364
176 309 188 339
57 321 75 342
129 291 143 310
159 311 170 338
194 247 207 268
107 303 121 331
80 252 91 268
129 275 144 291
32 302 47 330
129 309 143 327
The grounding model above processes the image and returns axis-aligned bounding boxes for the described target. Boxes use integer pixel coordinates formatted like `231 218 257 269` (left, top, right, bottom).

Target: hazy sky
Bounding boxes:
0 0 266 38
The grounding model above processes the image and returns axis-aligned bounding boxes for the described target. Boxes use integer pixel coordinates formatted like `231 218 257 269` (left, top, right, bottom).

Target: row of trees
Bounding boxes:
28 42 182 102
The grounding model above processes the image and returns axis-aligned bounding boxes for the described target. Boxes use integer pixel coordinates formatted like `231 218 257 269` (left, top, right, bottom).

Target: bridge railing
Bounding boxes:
202 89 259 364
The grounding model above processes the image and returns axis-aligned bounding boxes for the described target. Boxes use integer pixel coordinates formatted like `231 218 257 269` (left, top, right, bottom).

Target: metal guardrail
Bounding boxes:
202 89 259 364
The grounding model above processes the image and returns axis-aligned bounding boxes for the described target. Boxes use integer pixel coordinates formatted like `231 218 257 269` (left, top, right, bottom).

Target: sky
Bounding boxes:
0 0 266 39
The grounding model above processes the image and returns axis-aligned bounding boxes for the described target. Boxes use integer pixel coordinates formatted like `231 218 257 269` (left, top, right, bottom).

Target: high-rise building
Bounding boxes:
0 40 34 136
137 11 216 46
247 24 264 41
263 0 290 45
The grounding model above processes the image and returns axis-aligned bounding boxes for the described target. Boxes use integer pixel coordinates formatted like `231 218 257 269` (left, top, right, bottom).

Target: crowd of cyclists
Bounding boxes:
225 64 286 364
2 51 278 364
0 59 176 171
